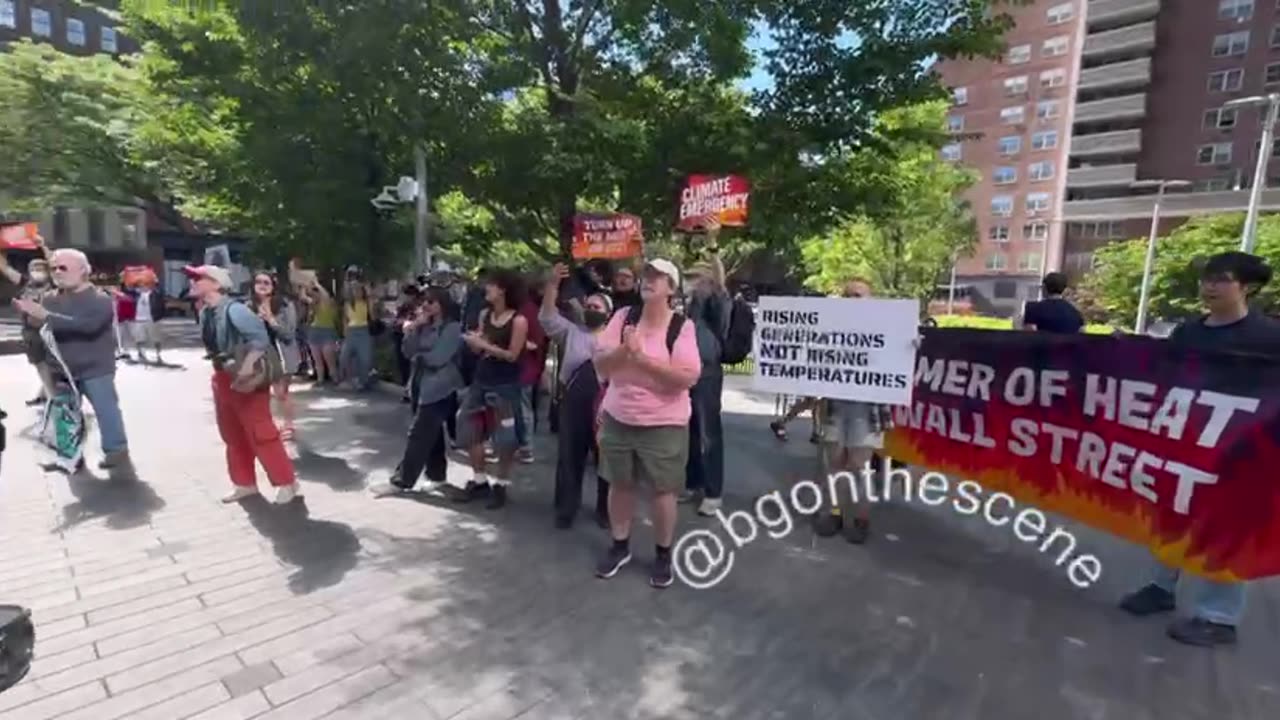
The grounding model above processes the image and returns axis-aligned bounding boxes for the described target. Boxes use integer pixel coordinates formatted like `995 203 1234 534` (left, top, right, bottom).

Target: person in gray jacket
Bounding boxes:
372 287 463 496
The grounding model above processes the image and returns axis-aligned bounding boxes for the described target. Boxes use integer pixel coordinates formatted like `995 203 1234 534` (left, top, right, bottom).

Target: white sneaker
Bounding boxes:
370 482 405 498
419 480 446 495
275 483 301 504
221 486 259 503
697 497 723 517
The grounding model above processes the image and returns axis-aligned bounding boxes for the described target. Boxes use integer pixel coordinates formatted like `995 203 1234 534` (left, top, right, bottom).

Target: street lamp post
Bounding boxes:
1224 93 1280 252
1130 179 1190 335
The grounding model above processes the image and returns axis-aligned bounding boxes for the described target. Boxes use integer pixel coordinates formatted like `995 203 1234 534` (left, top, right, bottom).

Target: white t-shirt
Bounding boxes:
135 290 153 324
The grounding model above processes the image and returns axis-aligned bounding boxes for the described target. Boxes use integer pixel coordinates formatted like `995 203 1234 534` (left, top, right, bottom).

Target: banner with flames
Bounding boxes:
676 175 749 231
572 213 643 260
883 328 1280 581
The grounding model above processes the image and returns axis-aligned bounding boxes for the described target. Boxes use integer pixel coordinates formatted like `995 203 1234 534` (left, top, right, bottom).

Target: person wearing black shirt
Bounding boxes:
1016 272 1083 334
1120 251 1280 647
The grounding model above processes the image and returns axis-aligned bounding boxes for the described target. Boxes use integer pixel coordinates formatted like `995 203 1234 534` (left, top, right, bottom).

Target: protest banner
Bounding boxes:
677 175 750 231
752 296 919 406
121 265 158 288
0 223 41 251
571 213 643 260
884 328 1280 581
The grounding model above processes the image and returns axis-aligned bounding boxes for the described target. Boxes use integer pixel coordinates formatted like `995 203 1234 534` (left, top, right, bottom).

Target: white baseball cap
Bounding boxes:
183 264 234 290
645 258 681 290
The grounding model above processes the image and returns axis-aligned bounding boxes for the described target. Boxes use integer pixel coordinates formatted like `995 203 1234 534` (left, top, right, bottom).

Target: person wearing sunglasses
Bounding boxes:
13 249 132 473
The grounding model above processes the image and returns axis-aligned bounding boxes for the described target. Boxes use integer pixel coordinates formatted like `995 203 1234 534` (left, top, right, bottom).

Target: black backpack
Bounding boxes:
719 297 755 364
621 305 685 355
0 604 34 693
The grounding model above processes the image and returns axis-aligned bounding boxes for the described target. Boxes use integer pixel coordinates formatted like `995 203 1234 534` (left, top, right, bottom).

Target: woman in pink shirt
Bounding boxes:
592 258 701 588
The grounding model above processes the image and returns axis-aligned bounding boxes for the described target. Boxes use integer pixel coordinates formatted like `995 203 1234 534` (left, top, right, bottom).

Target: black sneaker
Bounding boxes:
447 481 488 503
596 544 632 579
843 517 870 545
594 508 610 530
650 556 674 589
1119 584 1176 617
1167 617 1237 647
813 513 842 537
485 485 507 510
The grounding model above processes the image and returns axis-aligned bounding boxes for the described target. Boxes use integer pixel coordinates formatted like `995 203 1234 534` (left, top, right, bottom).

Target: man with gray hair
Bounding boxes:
13 248 132 471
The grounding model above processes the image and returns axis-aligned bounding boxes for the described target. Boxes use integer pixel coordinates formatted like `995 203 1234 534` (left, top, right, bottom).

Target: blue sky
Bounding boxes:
738 24 776 93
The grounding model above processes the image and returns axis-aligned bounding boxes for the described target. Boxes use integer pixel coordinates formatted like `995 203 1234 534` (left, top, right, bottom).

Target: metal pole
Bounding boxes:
1135 183 1165 335
1242 96 1279 253
414 143 430 274
946 259 957 314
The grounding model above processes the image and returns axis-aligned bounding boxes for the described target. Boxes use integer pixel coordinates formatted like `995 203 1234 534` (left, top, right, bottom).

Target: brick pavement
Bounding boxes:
0 349 1278 719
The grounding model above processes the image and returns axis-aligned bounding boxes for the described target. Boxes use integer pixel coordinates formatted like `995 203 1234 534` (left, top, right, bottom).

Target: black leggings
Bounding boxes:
394 396 451 487
553 363 608 521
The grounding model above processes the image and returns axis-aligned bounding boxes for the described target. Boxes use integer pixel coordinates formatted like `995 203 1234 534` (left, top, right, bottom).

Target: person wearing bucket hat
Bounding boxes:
187 264 301 505
592 255 701 588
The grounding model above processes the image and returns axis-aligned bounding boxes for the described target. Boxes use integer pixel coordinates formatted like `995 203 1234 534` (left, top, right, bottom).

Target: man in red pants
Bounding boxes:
186 265 301 504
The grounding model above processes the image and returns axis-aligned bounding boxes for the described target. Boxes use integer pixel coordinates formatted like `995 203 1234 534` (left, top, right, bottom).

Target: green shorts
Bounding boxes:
597 413 689 494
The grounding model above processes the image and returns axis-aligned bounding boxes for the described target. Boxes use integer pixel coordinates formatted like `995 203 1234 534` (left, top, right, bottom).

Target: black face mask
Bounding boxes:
583 309 609 329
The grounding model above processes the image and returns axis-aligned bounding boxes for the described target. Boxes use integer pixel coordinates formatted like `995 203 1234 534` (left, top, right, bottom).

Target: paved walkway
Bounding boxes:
0 349 1278 719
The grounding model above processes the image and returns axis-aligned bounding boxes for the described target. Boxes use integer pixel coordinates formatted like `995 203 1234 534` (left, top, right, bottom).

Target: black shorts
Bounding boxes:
21 327 47 366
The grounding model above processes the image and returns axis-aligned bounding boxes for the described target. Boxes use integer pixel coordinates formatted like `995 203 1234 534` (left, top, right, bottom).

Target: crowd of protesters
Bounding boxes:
4 229 1279 647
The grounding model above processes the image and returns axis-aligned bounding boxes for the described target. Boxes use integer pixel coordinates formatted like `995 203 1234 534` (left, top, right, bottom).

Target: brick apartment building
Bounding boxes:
938 0 1280 315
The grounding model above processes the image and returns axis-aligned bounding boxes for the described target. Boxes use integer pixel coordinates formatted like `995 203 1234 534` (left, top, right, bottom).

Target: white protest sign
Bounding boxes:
752 296 919 405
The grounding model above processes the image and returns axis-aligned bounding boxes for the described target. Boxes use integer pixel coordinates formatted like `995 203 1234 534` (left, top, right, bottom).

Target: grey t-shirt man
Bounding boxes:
42 286 117 381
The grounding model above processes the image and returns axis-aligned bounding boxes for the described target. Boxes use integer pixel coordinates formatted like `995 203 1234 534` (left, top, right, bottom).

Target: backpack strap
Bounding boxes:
665 314 685 355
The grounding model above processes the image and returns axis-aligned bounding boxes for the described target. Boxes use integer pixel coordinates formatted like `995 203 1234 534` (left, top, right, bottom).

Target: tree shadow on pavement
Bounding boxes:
53 467 166 532
291 440 365 492
238 494 360 595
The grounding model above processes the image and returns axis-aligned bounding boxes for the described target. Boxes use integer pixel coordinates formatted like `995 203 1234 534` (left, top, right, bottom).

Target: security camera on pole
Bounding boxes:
368 143 432 274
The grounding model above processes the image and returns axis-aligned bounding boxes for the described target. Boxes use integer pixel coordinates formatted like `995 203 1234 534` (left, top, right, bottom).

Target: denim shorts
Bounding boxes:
822 400 883 450
456 383 521 455
308 327 339 345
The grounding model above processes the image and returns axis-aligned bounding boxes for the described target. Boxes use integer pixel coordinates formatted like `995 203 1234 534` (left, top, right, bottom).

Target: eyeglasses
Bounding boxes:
52 265 70 272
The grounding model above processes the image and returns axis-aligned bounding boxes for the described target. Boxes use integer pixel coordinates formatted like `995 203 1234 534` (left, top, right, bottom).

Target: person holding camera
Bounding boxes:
187 264 300 505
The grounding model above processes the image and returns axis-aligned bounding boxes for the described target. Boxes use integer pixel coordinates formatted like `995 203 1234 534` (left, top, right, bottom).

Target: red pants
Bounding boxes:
212 371 296 487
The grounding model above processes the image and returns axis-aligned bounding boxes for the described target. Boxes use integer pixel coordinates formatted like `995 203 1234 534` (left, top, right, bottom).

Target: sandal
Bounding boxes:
769 421 788 441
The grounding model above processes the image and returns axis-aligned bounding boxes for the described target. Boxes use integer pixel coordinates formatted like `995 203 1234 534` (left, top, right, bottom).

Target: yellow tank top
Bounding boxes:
312 299 339 329
345 300 369 328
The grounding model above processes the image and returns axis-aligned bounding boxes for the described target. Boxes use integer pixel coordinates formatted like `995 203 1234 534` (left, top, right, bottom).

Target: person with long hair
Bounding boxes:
339 279 376 391
455 268 528 509
371 287 463 497
249 272 300 440
541 263 613 529
304 280 340 384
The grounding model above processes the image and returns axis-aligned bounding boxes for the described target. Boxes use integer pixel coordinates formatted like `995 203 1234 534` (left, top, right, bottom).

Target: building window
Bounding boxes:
1208 68 1246 92
948 115 965 133
1032 130 1059 150
1001 106 1025 125
1037 101 1060 119
1027 192 1052 213
993 166 1018 185
1019 253 1044 272
1212 31 1250 58
991 196 1014 217
67 18 86 47
989 225 1011 242
1271 25 1280 48
986 253 1009 271
942 143 962 162
1220 0 1255 21
1024 222 1049 241
1048 3 1074 25
1267 63 1280 86
1203 107 1239 129
999 136 1022 155
1043 36 1069 58
1004 76 1029 96
1040 69 1066 89
1196 177 1233 192
1007 44 1032 64
0 1 15 29
1073 221 1125 239
101 27 118 54
1197 142 1233 165
1029 161 1055 181
31 7 51 37
953 87 969 106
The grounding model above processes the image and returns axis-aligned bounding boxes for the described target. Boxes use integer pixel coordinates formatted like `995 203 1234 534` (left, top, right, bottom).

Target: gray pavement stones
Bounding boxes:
0 348 1279 719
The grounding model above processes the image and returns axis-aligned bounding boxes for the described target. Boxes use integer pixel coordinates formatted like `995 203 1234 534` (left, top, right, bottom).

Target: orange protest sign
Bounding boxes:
676 175 749 231
572 213 643 260
0 223 41 250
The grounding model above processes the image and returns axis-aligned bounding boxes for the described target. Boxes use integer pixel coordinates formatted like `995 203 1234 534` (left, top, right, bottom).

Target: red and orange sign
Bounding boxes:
0 222 42 250
121 265 158 288
884 329 1280 581
571 213 643 260
677 174 750 231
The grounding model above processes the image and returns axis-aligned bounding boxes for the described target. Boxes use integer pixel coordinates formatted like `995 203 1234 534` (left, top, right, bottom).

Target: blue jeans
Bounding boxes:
339 327 373 388
685 371 725 499
1150 560 1246 625
515 385 534 450
80 373 128 454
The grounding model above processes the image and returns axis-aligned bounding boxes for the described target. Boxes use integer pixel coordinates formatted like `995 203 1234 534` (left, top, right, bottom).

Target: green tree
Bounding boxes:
799 102 977 304
1082 213 1280 327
